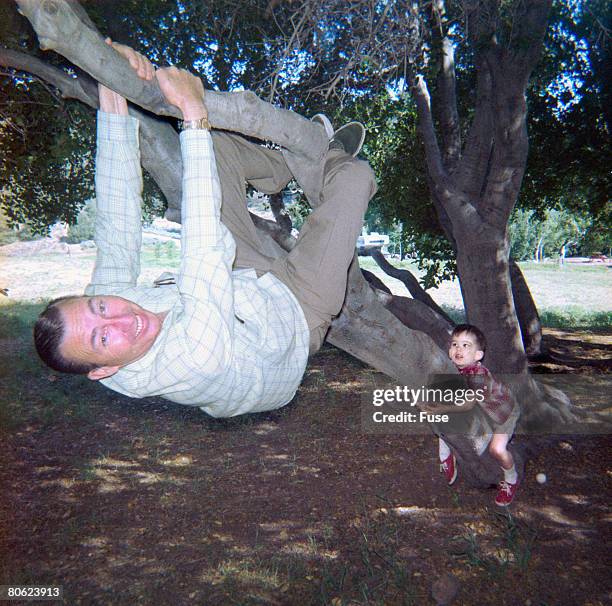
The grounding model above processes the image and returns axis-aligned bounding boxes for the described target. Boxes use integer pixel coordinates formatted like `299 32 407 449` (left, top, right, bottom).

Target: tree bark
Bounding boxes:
328 262 455 382
510 260 542 355
455 235 527 374
369 248 454 324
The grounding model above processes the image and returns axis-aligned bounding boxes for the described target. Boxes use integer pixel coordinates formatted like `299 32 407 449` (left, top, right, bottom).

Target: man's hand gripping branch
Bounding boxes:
98 38 154 114
155 67 208 123
99 38 208 125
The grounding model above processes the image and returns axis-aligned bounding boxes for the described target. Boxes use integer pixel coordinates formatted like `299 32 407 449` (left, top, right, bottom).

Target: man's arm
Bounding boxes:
157 67 237 373
86 41 154 295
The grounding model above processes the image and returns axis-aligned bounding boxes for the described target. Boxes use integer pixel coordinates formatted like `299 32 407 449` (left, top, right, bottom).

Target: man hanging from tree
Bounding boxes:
33 41 376 417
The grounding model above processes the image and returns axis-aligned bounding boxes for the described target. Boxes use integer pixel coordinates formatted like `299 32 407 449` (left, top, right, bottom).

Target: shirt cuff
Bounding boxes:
180 128 213 152
97 111 140 143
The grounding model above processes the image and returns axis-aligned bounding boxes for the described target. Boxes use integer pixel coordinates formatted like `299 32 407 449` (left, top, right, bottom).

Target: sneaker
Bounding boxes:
311 114 334 139
495 480 519 507
330 121 365 157
440 454 458 485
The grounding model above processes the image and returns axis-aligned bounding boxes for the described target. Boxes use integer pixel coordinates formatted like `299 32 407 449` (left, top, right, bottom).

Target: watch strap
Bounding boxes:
180 116 211 131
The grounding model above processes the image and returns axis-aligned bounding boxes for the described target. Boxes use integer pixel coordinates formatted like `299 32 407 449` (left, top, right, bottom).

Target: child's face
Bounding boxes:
448 332 484 369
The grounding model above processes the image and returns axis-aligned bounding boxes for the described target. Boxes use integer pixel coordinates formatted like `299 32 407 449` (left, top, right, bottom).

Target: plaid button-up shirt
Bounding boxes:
85 113 310 417
459 362 517 426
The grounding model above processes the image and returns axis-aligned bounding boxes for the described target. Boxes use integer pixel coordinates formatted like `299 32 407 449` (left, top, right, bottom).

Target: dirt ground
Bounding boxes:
0 324 610 606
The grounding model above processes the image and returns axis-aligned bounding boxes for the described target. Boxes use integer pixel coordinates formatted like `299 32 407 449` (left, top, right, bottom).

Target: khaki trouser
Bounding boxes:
212 132 377 353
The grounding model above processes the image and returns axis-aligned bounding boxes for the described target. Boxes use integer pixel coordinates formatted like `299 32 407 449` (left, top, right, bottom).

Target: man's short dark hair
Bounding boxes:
34 296 96 375
451 323 486 353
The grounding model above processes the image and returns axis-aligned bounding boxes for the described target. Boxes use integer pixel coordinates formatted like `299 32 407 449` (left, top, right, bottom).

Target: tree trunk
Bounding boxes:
455 232 527 374
510 260 542 355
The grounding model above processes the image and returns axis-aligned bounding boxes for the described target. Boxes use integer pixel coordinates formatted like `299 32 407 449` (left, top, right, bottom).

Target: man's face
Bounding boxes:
448 332 484 369
59 295 164 379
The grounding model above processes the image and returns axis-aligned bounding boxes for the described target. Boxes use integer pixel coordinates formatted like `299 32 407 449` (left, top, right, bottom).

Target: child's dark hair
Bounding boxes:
451 324 486 352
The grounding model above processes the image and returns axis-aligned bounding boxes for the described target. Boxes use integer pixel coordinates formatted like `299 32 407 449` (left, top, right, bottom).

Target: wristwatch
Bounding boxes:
180 116 211 131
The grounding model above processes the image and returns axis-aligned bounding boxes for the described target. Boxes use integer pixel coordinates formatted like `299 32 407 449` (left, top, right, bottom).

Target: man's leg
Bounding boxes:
212 132 293 273
271 149 377 352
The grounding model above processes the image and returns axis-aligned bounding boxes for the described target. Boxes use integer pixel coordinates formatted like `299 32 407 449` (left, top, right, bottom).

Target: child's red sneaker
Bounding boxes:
495 480 519 506
440 454 457 485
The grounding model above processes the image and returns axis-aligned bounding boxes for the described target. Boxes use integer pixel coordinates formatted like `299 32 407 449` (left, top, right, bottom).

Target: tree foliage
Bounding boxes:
0 0 607 263
508 207 596 260
522 0 610 217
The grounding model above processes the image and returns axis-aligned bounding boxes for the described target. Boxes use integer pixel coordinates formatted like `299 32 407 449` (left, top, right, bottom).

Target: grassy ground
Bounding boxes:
1 246 610 605
359 257 612 322
3 245 611 324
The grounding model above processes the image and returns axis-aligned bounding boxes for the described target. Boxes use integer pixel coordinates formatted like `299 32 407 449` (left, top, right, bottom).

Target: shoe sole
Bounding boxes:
311 114 334 139
331 121 365 157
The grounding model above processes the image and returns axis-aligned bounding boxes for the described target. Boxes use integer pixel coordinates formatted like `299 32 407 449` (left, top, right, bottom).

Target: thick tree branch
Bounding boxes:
412 74 482 231
430 0 461 171
250 214 297 252
477 63 530 226
361 269 390 293
454 56 494 202
411 75 449 190
369 248 454 324
384 295 453 353
0 47 96 106
436 36 461 171
328 262 456 383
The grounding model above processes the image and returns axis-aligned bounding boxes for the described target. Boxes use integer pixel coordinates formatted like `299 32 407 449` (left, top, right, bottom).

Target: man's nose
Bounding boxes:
106 313 134 332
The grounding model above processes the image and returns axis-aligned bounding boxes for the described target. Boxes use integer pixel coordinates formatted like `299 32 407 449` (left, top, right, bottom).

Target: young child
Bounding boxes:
431 324 520 506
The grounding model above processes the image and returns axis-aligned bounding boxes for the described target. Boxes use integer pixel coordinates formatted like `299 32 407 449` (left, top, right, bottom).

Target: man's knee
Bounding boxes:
325 158 377 202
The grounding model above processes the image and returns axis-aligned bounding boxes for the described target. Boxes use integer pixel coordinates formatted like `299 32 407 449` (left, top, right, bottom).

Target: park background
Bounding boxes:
1 0 611 604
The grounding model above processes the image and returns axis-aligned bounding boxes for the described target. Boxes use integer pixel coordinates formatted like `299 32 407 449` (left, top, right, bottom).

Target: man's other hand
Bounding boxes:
98 38 154 115
106 38 155 81
156 67 207 122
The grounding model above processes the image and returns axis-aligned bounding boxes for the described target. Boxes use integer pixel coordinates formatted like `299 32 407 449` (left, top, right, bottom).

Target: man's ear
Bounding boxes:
87 365 120 381
475 350 484 362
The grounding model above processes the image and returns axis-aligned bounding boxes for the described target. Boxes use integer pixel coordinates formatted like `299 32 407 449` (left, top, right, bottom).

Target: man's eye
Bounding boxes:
99 301 106 315
101 331 108 346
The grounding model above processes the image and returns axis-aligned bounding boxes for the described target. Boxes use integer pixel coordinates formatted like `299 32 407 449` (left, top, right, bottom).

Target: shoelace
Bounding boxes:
498 481 512 495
